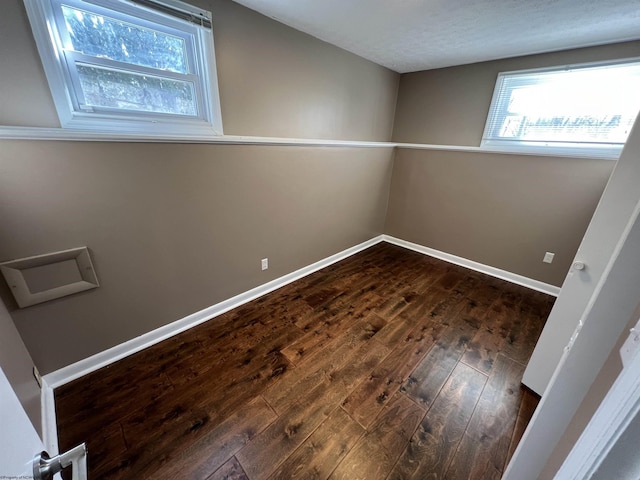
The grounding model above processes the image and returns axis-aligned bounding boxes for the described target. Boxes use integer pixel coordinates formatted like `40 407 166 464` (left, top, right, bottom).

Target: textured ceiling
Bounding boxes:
231 0 640 73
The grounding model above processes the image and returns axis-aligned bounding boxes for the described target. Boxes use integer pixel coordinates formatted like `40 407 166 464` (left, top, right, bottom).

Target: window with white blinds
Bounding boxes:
481 60 640 159
23 0 223 136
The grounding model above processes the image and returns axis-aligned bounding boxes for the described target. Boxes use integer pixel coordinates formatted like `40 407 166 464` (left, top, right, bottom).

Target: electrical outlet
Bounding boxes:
543 252 555 264
261 258 268 271
33 366 42 388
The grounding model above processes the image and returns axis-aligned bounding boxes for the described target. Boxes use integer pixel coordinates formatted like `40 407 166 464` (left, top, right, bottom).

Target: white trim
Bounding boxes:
23 0 224 135
41 377 59 456
42 233 559 390
0 126 616 160
503 182 640 480
382 235 561 296
397 142 619 160
479 58 640 162
555 329 640 479
478 141 620 160
42 235 384 388
39 232 558 455
550 199 640 479
0 126 393 148
22 0 74 127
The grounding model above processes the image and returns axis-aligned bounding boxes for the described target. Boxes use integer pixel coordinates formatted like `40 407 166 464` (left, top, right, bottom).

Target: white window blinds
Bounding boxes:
482 60 640 159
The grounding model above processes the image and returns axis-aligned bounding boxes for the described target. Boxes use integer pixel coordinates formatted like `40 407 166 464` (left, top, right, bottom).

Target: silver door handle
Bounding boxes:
572 261 586 271
33 443 87 480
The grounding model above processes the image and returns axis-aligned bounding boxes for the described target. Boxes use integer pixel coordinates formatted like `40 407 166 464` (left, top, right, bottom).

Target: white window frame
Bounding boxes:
481 59 640 160
23 0 223 136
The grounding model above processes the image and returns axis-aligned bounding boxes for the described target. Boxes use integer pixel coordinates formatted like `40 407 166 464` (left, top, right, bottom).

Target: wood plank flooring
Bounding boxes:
55 242 554 480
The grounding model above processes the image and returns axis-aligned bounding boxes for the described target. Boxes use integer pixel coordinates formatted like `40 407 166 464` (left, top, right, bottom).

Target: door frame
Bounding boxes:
554 312 640 478
504 194 640 479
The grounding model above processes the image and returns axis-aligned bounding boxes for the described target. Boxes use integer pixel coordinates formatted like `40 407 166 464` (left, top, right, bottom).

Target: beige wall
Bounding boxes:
0 0 399 373
384 148 614 286
0 0 632 380
0 0 399 141
211 0 399 140
0 0 60 127
0 297 41 435
386 42 637 286
392 41 640 145
0 141 394 373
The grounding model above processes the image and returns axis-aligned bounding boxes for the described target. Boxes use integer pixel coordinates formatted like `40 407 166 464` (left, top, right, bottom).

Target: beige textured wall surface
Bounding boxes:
0 141 394 373
0 0 60 127
0 297 41 435
0 0 399 140
0 0 398 374
392 41 640 145
210 0 399 140
384 148 614 286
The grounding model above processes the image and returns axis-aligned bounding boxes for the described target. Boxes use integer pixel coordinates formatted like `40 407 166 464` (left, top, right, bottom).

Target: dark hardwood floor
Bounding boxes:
55 242 554 479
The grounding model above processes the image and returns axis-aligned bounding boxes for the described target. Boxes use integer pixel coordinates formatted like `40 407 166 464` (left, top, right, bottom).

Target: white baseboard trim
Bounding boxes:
41 378 59 456
42 235 560 394
39 233 559 448
42 235 384 389
43 233 559 391
382 235 561 297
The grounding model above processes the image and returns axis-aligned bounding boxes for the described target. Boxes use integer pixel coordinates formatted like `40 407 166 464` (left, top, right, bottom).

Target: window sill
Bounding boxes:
479 141 621 161
397 142 620 160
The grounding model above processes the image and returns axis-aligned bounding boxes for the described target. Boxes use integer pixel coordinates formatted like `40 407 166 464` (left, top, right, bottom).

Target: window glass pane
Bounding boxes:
485 62 640 150
62 5 188 73
498 65 640 144
77 63 197 115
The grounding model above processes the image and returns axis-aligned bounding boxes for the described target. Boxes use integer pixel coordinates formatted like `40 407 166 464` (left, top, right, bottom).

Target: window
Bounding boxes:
482 60 640 159
23 0 223 136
